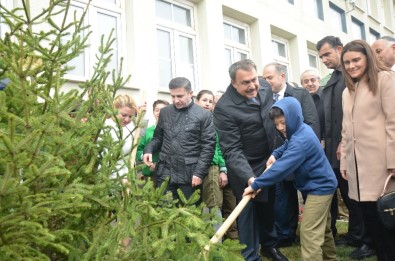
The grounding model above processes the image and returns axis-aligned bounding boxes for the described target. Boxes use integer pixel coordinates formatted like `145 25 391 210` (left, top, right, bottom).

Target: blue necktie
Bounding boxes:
250 97 259 104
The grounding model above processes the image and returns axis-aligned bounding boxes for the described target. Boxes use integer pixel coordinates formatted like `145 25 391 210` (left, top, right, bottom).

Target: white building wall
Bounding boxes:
7 0 395 114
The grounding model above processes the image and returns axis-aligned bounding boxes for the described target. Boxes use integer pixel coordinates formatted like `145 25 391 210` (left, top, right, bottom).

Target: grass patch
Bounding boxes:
262 221 377 261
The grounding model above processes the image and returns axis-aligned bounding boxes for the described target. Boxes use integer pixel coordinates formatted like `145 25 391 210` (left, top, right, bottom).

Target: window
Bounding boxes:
156 0 198 91
64 4 87 78
351 17 365 40
367 0 379 19
383 0 393 28
64 0 124 80
304 0 324 20
329 2 347 33
272 38 291 82
369 28 380 44
96 10 120 74
223 19 250 69
308 52 319 69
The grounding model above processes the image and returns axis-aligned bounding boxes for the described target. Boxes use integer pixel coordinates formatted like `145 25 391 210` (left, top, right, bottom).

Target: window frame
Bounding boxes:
303 0 324 21
368 28 380 44
351 16 366 40
271 36 291 82
307 51 320 71
223 17 251 68
64 2 90 81
329 2 347 33
65 0 125 82
155 0 199 92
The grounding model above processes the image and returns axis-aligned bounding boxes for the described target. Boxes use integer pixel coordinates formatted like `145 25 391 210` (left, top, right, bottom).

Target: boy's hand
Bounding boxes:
243 186 255 197
243 186 261 198
266 155 276 168
248 177 255 186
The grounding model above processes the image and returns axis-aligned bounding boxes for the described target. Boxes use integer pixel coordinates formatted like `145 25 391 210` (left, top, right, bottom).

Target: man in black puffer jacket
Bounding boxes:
143 77 216 205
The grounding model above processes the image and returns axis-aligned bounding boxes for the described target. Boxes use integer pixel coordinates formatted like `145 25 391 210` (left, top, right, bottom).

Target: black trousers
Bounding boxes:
156 179 202 206
359 201 395 261
274 180 299 241
330 168 366 243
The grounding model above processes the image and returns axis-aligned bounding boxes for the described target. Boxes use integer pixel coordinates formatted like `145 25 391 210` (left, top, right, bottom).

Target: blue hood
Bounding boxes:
272 97 304 138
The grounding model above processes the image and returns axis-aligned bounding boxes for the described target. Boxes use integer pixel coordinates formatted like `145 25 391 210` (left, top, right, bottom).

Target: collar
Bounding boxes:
275 84 287 100
227 83 268 105
325 69 343 88
173 99 194 111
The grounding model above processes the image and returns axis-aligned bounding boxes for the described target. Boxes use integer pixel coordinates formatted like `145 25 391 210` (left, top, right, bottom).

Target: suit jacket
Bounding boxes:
213 81 276 200
323 69 345 168
283 84 320 139
258 80 320 145
312 87 325 140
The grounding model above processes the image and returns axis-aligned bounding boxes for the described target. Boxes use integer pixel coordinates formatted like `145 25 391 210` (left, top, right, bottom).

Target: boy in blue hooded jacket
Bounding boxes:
243 97 337 261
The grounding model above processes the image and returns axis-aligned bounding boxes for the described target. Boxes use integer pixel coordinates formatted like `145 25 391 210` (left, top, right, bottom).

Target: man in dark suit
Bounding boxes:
214 59 288 261
317 36 374 259
262 63 320 248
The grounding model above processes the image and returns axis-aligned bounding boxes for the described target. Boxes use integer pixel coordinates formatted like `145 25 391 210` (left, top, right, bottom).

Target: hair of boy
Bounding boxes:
269 107 284 120
152 99 169 111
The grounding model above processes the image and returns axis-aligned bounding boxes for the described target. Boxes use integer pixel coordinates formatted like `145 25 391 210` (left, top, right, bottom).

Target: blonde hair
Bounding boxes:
113 94 137 113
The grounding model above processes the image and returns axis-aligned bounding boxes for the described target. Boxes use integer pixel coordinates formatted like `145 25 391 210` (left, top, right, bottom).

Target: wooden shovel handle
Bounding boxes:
203 194 252 251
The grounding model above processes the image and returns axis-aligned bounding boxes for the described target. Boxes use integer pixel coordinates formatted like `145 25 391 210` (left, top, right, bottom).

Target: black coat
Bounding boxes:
213 81 276 200
283 83 320 139
257 79 320 145
312 87 325 140
144 101 216 184
322 70 345 168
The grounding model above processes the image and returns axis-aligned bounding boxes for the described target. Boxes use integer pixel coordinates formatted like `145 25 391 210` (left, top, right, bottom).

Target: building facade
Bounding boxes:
3 0 395 119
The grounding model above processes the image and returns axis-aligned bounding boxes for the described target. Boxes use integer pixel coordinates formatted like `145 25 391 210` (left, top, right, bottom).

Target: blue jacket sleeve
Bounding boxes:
251 139 306 191
272 140 288 159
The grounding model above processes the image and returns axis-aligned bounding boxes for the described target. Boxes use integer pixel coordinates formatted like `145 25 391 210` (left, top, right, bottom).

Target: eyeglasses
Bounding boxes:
302 78 318 84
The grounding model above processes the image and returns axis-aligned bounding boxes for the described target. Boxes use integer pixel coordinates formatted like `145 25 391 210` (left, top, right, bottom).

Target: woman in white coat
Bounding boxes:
103 94 137 179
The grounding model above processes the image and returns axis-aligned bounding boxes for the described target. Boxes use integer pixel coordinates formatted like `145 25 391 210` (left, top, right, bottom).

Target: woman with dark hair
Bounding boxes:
340 39 395 261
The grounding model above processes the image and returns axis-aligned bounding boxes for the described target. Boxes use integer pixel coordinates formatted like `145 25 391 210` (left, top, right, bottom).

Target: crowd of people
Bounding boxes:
104 35 395 261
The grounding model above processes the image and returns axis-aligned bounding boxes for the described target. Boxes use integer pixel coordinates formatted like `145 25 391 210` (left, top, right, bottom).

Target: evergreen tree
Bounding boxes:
0 1 243 260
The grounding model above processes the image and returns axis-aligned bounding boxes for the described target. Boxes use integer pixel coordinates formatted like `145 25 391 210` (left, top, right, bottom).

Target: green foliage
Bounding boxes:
0 1 243 260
